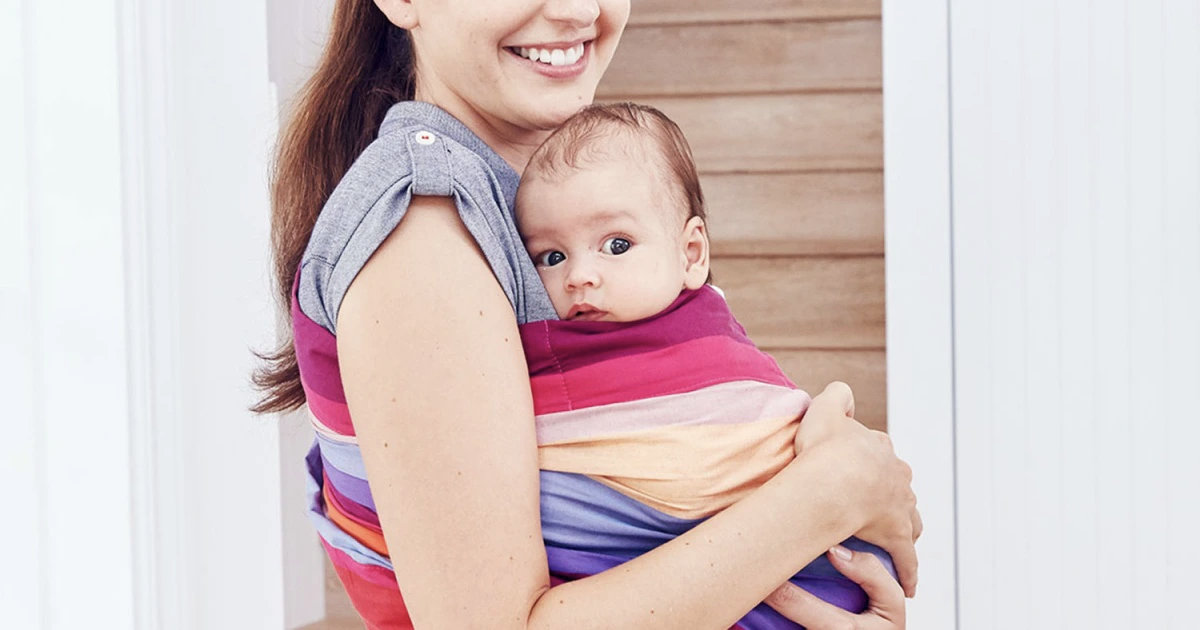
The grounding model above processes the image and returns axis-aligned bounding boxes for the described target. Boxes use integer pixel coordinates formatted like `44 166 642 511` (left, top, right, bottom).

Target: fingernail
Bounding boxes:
830 545 853 561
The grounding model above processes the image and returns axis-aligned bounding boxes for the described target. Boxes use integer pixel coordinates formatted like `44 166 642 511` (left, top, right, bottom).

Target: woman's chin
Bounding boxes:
522 99 595 131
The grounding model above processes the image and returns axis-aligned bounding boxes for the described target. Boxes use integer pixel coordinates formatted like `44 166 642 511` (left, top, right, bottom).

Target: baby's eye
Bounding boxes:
603 237 631 255
537 250 567 267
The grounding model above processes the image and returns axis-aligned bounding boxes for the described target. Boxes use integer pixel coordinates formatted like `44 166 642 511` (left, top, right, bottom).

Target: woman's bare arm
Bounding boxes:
338 195 908 628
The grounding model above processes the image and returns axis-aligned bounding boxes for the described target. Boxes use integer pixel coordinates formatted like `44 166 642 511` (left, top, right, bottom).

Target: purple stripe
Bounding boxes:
325 477 381 527
545 545 628 577
543 547 864 630
322 454 376 512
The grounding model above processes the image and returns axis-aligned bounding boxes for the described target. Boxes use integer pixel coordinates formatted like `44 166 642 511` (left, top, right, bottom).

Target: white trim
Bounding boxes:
0 0 41 625
117 0 186 626
881 1 958 628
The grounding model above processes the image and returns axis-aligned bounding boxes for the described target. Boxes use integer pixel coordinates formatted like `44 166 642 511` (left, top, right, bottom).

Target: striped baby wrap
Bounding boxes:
523 286 893 629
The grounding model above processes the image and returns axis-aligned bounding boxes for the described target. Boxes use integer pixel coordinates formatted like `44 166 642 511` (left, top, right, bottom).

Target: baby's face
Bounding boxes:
517 158 704 322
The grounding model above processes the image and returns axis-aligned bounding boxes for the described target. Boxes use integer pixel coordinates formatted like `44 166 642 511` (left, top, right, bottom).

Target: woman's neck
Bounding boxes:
414 84 552 177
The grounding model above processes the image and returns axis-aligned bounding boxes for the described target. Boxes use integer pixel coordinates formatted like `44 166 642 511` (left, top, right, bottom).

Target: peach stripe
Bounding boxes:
538 414 799 519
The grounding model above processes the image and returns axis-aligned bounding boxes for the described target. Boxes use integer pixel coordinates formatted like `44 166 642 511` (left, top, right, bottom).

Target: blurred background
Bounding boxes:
2 1 1197 628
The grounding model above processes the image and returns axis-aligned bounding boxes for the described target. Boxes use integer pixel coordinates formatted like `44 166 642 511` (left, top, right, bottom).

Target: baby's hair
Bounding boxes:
524 102 707 226
523 102 712 285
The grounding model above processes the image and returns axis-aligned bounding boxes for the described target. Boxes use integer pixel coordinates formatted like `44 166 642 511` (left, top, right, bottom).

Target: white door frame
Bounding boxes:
882 1 958 628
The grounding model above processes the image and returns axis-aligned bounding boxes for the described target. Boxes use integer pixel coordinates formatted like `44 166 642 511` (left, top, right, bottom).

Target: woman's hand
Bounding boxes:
765 545 906 629
792 382 922 596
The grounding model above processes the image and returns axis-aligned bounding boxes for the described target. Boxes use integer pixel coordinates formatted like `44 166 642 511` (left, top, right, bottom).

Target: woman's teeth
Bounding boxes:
513 43 584 67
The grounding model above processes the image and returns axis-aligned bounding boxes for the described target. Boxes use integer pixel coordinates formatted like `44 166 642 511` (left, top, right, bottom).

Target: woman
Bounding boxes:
254 1 921 627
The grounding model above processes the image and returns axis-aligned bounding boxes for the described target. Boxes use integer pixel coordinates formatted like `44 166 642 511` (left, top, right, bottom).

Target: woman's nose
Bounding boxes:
543 0 601 29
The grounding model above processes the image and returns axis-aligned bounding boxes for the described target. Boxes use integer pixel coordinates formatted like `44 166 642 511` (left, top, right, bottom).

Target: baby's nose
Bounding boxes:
564 260 600 290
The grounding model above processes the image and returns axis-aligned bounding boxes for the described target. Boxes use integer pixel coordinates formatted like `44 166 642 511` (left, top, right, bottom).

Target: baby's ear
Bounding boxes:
682 216 710 290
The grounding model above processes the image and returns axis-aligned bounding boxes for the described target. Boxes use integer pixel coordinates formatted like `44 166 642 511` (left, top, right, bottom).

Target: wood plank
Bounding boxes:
630 0 881 25
703 171 884 256
771 349 887 431
715 256 885 349
599 93 882 172
599 20 881 97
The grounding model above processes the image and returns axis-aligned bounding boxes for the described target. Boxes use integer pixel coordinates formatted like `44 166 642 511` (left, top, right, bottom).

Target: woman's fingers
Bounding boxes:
764 581 856 629
796 382 858 450
884 534 919 598
813 381 856 419
827 545 906 624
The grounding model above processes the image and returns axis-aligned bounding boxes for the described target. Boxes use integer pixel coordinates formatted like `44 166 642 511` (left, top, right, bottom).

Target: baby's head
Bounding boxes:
516 103 711 322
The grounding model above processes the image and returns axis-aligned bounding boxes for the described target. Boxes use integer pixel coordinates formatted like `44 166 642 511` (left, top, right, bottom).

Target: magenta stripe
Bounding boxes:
520 286 753 375
292 279 347 403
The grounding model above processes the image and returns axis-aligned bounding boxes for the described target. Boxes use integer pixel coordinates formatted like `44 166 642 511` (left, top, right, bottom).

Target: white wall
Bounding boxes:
2 1 137 626
948 1 1200 628
3 0 322 627
887 1 1200 628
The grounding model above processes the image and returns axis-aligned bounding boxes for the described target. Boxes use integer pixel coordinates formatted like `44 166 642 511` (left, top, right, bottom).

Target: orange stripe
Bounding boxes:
324 483 390 557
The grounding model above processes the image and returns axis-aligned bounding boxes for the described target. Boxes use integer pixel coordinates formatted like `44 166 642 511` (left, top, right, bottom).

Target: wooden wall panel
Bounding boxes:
704 171 884 256
629 0 881 25
600 20 881 97
600 93 882 172
715 257 885 349
773 349 887 432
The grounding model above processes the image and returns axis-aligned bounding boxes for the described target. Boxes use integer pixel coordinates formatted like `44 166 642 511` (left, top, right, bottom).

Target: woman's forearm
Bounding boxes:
528 455 859 629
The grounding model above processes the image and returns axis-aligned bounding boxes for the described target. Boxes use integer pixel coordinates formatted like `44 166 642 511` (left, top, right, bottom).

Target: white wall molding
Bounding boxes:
1 0 42 625
881 1 958 628
116 0 186 626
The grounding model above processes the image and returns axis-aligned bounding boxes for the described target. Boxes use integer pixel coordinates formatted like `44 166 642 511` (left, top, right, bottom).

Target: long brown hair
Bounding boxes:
252 0 415 413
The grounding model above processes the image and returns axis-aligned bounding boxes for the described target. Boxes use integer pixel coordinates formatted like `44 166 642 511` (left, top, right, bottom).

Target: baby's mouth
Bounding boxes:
506 42 586 67
568 304 607 321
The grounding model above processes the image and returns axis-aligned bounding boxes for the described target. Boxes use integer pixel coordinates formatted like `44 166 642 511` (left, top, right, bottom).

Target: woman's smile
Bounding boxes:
505 40 591 78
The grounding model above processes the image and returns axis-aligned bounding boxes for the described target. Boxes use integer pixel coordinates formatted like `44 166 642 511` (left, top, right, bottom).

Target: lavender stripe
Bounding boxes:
322 454 376 512
316 434 368 478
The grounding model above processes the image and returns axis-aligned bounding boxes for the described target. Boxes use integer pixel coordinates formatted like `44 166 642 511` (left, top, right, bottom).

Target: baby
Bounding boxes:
514 103 893 629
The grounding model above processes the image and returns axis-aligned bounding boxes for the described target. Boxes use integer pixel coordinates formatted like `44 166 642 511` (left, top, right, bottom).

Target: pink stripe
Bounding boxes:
304 382 355 436
536 380 808 445
529 335 793 415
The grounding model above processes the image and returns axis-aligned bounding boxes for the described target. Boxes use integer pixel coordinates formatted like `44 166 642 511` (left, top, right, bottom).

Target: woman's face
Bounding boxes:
381 0 630 133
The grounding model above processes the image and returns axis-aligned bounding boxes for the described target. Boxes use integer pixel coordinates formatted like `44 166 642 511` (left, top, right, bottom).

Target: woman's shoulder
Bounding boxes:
296 101 554 335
